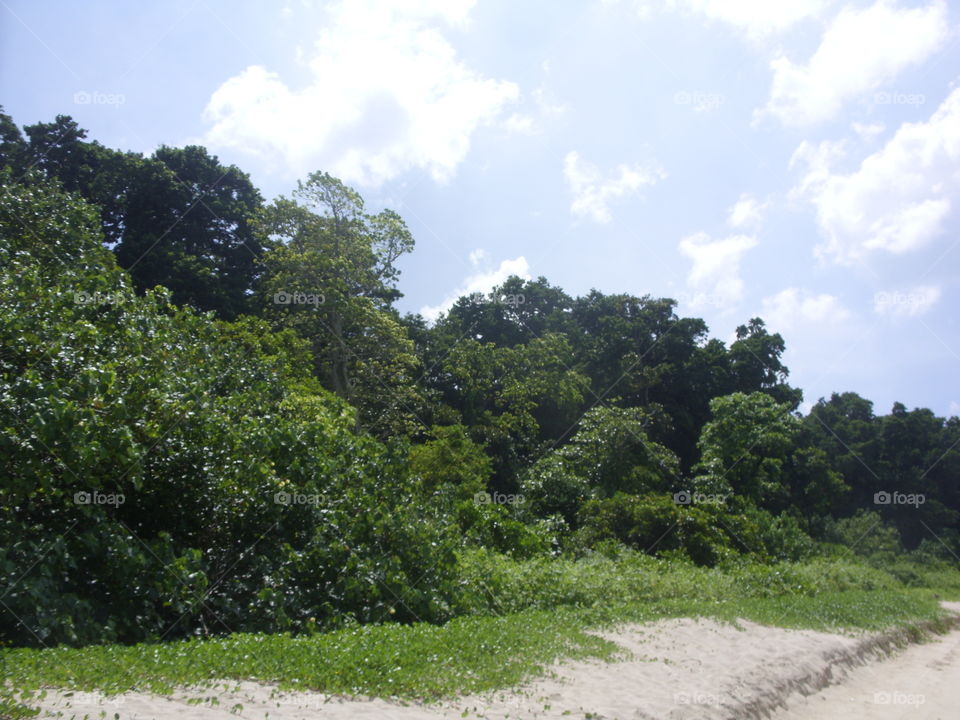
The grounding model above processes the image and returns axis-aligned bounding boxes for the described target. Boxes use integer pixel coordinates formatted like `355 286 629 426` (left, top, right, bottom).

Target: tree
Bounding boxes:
694 392 849 520
0 107 26 171
409 424 492 499
521 405 679 526
565 291 721 469
435 275 576 349
441 333 588 490
874 403 959 548
12 112 265 318
693 392 800 508
552 405 679 497
0 175 461 646
21 114 96 191
123 145 265 319
576 492 732 566
804 392 882 515
258 172 421 437
729 318 802 407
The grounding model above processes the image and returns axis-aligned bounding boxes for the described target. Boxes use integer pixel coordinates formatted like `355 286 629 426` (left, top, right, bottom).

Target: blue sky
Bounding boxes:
2 0 958 418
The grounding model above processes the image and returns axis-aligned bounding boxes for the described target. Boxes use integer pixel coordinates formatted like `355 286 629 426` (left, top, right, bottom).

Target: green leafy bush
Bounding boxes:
574 492 733 566
0 178 461 646
822 510 903 559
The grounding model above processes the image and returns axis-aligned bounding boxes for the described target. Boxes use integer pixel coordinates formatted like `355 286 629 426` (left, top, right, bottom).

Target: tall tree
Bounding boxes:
14 113 265 318
874 403 959 548
729 318 802 407
441 333 588 490
114 145 265 319
258 172 420 437
804 392 882 515
0 107 26 171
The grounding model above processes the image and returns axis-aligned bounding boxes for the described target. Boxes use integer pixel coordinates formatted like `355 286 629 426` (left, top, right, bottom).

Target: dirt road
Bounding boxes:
771 608 960 720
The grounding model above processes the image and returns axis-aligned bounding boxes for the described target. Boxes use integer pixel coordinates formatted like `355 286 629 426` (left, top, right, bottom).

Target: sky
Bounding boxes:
1 0 958 418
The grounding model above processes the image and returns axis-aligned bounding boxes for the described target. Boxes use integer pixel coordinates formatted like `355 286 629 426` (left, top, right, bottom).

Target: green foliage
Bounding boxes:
519 454 593 527
453 547 729 614
693 392 800 506
258 172 421 437
10 114 265 319
6 550 956 706
575 492 733 566
822 510 904 559
749 509 818 562
729 318 802 407
520 406 680 527
408 424 491 499
442 333 588 489
0 177 459 646
556 406 680 497
4 107 960 667
455 501 551 558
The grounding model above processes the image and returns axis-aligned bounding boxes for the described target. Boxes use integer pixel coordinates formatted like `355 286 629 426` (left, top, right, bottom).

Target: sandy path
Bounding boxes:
31 604 960 720
770 606 960 720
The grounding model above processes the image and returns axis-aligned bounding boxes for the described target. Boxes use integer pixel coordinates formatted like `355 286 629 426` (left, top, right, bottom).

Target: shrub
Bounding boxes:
821 510 903 559
574 492 733 566
0 178 462 646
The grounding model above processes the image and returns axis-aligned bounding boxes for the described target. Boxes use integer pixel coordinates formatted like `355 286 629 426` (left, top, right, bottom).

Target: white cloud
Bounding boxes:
761 288 851 332
678 232 758 309
504 113 536 135
758 0 948 126
792 86 960 264
852 121 885 143
503 87 567 136
682 0 830 39
202 0 519 185
419 254 531 322
564 151 664 223
874 285 942 318
468 248 488 266
727 193 767 229
616 0 829 37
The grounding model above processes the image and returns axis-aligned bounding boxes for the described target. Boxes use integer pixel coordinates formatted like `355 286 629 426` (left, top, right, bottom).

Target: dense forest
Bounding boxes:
2 108 958 648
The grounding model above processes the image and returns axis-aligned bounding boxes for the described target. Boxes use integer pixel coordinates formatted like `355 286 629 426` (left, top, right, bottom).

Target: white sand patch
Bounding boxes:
437 617 863 719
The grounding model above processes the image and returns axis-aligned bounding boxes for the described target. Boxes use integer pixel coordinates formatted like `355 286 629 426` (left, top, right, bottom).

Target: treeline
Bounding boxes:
1 109 958 647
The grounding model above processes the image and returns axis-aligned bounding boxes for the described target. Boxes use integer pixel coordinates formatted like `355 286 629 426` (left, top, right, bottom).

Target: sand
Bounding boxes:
30 603 960 720
770 605 960 720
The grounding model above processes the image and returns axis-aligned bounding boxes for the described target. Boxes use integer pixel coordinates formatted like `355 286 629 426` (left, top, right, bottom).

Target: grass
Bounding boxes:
2 554 959 716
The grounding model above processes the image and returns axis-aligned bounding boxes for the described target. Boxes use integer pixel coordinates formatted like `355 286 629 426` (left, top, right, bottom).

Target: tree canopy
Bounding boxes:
2 109 959 649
